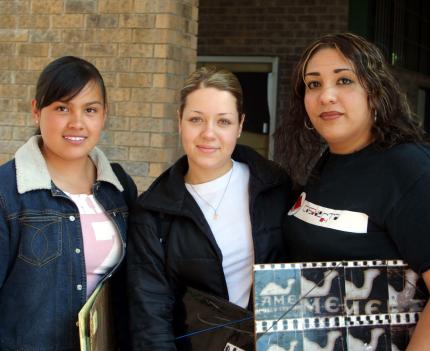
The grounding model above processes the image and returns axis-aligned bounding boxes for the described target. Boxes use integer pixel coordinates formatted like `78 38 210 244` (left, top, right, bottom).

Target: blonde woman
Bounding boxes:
127 67 294 350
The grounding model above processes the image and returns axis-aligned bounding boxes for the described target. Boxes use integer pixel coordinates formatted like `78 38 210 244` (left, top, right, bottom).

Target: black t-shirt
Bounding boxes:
284 143 430 274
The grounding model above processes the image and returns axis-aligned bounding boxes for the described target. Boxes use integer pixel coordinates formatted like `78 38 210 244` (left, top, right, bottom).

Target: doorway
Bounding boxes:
197 56 279 159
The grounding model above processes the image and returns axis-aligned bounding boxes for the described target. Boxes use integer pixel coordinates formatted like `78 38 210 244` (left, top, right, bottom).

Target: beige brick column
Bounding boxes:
0 0 198 191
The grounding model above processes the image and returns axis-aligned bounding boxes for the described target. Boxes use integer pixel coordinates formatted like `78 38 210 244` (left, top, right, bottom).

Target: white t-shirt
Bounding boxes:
67 193 122 297
185 160 254 308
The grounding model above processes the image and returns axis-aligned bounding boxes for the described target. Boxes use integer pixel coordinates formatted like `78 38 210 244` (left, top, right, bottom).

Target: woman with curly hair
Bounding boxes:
277 33 429 349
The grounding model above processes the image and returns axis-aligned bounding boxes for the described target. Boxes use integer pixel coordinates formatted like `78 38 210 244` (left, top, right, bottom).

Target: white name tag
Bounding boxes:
288 192 369 233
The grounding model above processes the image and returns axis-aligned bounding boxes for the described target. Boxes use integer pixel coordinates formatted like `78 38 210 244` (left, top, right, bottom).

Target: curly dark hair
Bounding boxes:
275 32 425 186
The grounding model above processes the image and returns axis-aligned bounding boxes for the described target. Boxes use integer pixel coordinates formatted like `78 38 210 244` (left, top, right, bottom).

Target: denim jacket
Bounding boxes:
0 136 132 351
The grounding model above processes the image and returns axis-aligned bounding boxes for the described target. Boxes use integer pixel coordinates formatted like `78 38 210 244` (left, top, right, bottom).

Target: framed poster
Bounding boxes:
254 260 428 351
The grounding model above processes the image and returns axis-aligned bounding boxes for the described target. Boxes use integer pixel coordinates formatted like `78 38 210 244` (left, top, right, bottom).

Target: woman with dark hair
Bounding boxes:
127 66 293 350
277 33 430 349
0 56 137 350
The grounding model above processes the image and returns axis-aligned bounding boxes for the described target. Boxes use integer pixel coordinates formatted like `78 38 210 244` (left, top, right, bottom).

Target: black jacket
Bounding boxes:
127 145 294 350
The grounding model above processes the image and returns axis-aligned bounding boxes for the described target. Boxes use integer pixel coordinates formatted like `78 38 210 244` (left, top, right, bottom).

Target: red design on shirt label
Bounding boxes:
288 192 369 233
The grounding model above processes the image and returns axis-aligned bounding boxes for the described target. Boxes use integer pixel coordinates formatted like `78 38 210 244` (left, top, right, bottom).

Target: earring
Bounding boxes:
35 119 39 124
304 119 314 130
374 110 377 122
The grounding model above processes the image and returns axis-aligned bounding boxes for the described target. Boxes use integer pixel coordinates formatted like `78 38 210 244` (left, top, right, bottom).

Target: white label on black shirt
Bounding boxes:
288 192 368 233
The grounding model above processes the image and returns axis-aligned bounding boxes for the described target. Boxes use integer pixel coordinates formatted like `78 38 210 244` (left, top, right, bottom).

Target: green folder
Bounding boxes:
78 281 117 351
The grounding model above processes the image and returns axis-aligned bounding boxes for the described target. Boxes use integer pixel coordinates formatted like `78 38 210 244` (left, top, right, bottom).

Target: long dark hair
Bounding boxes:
275 32 425 186
34 56 107 134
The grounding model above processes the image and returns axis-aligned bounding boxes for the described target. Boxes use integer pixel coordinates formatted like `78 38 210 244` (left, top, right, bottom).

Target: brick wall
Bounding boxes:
0 0 198 191
197 0 348 128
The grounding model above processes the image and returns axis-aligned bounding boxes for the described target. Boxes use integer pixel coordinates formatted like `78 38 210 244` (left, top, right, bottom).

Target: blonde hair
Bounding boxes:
179 66 244 120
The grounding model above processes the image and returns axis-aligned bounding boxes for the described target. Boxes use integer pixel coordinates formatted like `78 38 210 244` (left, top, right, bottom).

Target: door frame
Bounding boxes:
197 56 279 159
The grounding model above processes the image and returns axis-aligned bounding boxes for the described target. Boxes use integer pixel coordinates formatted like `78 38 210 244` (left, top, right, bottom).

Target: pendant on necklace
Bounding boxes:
213 212 219 220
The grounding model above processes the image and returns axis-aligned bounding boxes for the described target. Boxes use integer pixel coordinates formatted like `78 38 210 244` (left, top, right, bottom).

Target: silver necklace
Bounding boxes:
189 165 234 220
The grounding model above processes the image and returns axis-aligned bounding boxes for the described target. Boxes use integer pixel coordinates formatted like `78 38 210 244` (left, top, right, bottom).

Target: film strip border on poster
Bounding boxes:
255 312 421 333
253 259 428 350
254 259 408 271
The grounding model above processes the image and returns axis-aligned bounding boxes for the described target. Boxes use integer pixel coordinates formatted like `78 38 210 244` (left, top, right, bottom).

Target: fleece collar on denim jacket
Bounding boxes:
15 135 124 194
